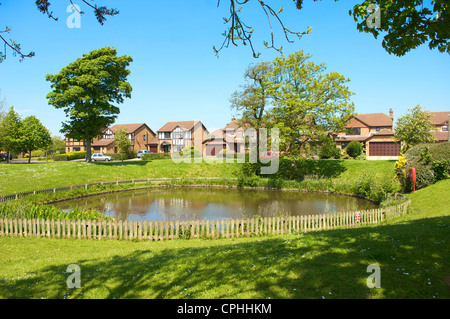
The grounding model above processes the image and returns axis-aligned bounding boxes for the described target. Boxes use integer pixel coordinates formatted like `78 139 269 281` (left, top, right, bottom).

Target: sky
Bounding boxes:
0 0 449 137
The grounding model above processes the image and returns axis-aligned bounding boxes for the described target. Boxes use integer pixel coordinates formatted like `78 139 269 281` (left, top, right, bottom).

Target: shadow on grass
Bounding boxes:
91 160 150 167
1 216 449 299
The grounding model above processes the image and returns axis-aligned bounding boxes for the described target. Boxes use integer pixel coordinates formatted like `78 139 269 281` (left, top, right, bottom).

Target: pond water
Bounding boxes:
53 187 378 221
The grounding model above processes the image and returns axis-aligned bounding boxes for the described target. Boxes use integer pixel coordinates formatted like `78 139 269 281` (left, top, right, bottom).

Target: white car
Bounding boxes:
91 153 112 161
137 150 151 158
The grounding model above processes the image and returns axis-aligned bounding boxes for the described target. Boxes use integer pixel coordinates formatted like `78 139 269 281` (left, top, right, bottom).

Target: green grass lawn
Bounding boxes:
0 179 448 299
0 159 448 299
0 159 395 195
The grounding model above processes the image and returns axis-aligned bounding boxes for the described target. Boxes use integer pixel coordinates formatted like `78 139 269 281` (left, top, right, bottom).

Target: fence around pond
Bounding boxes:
0 199 410 241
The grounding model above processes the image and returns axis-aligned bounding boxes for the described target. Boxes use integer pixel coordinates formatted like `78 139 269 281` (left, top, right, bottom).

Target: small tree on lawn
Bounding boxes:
115 128 132 162
0 106 23 163
46 47 133 162
21 115 52 163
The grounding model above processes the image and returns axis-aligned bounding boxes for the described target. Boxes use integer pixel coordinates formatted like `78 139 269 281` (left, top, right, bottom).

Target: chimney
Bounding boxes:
232 115 236 121
389 108 393 120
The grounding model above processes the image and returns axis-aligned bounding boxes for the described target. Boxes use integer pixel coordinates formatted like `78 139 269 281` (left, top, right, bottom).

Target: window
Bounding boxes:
143 135 146 141
443 125 448 132
346 128 361 135
376 127 380 132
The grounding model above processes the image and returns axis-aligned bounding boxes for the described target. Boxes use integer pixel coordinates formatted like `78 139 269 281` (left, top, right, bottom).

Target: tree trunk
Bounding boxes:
28 151 31 164
6 151 10 164
86 139 92 162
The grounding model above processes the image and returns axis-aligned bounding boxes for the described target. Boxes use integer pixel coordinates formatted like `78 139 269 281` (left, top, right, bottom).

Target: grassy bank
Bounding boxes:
0 180 448 299
0 159 396 196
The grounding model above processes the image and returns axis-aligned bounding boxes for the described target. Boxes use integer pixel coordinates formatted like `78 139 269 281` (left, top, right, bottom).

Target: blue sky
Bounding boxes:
0 0 449 137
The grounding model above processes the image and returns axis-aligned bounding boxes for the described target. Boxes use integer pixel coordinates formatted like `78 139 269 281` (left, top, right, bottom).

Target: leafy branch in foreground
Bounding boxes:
0 1 118 62
214 0 312 58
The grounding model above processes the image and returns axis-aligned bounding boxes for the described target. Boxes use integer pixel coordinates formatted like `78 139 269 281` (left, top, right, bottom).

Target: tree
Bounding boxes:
21 115 52 163
0 106 23 163
230 61 273 157
48 136 66 156
46 47 133 162
394 105 437 152
349 0 449 56
115 128 132 162
267 50 354 157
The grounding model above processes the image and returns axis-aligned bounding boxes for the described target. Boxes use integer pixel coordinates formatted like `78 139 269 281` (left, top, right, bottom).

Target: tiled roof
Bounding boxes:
158 121 202 132
92 139 115 146
109 123 146 133
347 113 393 128
335 135 370 142
432 131 449 142
429 112 450 126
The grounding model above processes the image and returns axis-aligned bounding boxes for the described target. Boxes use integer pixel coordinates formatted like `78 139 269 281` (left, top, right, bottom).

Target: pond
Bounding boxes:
53 187 378 221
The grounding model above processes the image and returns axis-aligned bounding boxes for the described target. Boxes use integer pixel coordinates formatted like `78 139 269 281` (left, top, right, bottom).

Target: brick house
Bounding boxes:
65 123 156 154
335 109 402 159
203 117 257 156
155 121 209 154
429 111 450 142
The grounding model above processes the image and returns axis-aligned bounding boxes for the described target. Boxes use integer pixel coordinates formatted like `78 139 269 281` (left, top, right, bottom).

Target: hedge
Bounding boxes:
142 153 171 160
67 151 87 161
53 154 68 161
396 142 450 191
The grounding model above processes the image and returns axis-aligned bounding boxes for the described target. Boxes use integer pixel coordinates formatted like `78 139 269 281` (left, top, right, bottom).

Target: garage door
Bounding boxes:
206 144 225 156
369 142 401 156
149 145 158 153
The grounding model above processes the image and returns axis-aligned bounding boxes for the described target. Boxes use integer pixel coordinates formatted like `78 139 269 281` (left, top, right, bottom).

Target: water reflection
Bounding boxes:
53 187 378 221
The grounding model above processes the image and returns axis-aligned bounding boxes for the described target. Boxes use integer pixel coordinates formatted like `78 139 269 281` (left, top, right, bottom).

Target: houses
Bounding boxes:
335 108 402 160
429 112 450 142
155 121 209 154
203 117 256 156
65 123 156 154
64 109 448 159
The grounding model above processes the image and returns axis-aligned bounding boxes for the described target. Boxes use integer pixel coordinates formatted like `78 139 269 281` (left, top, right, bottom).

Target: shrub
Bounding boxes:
31 150 45 157
104 153 122 160
142 153 171 160
396 142 450 191
182 145 202 158
319 137 341 159
345 141 364 158
53 154 68 161
67 151 87 160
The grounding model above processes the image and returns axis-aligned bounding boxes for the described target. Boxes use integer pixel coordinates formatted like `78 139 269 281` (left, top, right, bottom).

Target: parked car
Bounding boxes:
137 150 151 158
91 153 112 161
259 151 279 160
1 153 12 161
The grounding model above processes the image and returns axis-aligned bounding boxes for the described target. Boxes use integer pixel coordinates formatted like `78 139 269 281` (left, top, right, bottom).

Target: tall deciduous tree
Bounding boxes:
46 47 133 162
21 115 52 163
267 50 354 157
394 104 436 152
0 106 23 163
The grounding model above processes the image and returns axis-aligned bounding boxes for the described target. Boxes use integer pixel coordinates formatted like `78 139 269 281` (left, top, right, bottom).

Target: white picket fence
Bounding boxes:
0 198 410 241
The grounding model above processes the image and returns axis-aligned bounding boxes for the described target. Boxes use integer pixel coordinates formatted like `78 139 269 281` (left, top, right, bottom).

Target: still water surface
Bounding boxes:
53 187 378 221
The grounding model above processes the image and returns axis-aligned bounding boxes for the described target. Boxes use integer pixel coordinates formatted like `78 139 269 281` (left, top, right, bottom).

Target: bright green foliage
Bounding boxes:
21 115 52 163
46 47 133 162
345 141 364 158
115 128 132 161
319 136 341 159
395 142 450 191
394 105 436 152
0 106 23 162
267 50 354 157
350 0 449 56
